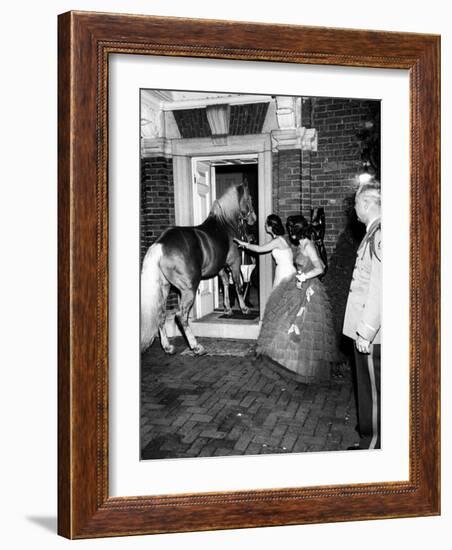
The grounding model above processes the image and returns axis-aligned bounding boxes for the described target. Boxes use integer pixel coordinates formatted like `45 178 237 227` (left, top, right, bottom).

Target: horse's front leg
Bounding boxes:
229 260 249 315
219 269 233 316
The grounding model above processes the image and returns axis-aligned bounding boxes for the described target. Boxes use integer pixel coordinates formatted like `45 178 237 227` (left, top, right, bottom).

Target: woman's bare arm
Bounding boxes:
234 236 286 254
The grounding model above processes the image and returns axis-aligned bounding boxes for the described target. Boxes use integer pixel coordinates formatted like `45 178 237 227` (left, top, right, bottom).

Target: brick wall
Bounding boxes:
272 148 314 223
140 156 175 260
272 149 302 221
272 97 378 256
140 156 178 312
173 109 211 139
310 97 378 256
229 103 269 135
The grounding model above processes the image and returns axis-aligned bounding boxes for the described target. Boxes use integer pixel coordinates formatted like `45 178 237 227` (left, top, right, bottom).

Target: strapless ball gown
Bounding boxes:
256 254 337 383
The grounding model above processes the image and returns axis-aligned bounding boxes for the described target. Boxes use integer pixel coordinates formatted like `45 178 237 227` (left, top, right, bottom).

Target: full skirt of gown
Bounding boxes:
256 274 337 383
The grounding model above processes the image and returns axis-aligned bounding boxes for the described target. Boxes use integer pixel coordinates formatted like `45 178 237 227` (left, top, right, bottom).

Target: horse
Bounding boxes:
140 181 257 355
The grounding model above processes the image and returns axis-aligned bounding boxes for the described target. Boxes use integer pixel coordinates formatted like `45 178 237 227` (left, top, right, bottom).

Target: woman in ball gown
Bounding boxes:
237 215 337 383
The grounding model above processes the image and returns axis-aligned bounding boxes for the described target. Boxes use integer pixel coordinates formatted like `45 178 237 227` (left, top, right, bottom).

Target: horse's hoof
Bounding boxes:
163 344 176 355
241 307 250 315
224 309 233 317
193 344 207 356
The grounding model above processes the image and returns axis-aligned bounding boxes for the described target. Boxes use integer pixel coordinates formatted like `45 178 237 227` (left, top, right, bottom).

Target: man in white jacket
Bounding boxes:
343 182 381 450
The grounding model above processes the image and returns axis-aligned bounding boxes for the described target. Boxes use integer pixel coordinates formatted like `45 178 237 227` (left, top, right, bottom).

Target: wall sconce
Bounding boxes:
357 161 377 186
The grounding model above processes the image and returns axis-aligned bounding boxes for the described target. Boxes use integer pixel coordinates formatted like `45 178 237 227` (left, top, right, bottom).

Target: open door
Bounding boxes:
192 159 216 319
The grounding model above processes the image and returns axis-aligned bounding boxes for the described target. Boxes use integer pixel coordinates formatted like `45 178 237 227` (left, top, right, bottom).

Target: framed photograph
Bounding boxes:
58 11 440 539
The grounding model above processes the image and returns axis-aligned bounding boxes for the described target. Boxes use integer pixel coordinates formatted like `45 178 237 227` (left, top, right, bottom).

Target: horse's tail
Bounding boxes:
140 243 165 352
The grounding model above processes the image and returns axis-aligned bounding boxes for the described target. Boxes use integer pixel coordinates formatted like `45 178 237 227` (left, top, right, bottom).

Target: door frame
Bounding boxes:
192 153 259 315
191 158 216 319
172 134 273 329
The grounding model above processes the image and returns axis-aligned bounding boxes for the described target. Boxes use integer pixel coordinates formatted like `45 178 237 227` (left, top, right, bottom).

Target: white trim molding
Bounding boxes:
162 94 273 111
141 137 173 157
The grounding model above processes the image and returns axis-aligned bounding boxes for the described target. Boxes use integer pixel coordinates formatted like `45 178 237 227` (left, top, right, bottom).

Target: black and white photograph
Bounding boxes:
139 89 382 460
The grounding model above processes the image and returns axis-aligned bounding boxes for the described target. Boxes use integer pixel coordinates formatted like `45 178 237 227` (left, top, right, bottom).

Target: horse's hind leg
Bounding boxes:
158 279 175 354
159 326 175 355
160 253 205 355
176 288 206 356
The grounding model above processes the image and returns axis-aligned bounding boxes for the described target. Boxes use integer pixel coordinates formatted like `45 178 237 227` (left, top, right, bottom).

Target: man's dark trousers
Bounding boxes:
353 343 381 449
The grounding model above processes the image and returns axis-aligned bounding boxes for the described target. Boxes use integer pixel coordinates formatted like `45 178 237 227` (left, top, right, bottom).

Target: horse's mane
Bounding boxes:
209 184 244 227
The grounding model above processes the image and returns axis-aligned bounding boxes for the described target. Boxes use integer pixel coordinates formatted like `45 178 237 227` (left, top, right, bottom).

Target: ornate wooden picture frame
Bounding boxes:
58 11 440 539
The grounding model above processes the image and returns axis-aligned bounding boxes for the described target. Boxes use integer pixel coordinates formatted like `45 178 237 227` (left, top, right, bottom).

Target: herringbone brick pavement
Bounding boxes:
141 337 359 459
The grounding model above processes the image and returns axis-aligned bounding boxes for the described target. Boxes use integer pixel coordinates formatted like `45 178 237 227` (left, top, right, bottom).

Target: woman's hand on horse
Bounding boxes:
234 238 246 248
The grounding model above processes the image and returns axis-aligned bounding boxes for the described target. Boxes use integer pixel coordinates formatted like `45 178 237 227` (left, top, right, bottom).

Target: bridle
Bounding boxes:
238 192 255 224
215 188 255 238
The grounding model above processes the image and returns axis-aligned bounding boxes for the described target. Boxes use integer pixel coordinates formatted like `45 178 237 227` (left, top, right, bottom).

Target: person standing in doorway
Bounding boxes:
343 182 382 450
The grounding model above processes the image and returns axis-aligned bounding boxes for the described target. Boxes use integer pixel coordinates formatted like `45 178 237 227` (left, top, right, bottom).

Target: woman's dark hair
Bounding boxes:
286 215 312 244
266 214 285 236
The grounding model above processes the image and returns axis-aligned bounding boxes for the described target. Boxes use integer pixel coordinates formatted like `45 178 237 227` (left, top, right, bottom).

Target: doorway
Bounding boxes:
191 155 260 322
172 134 273 339
214 162 260 315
